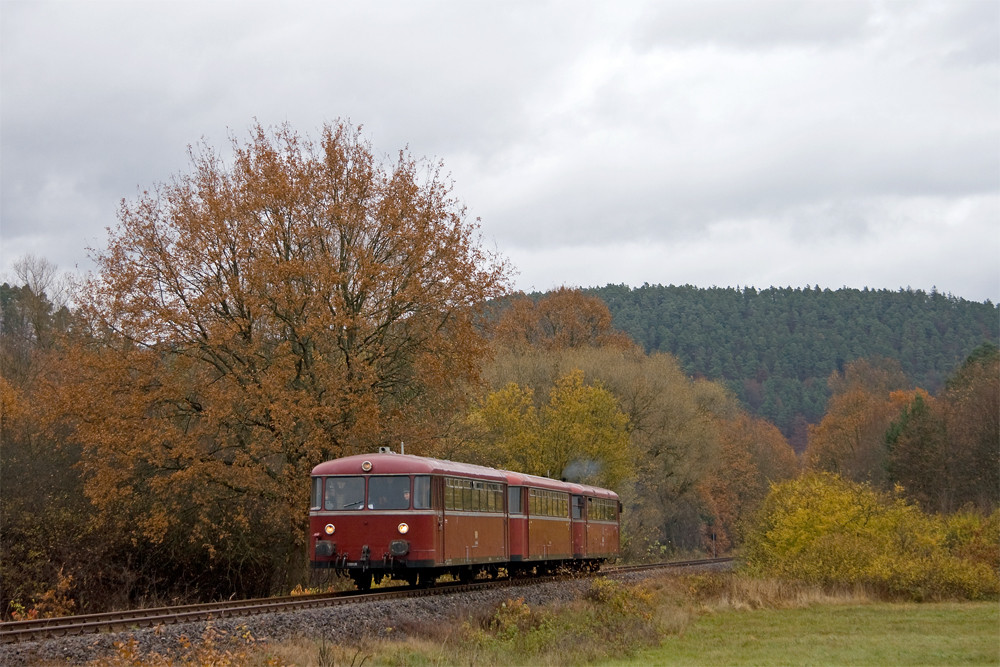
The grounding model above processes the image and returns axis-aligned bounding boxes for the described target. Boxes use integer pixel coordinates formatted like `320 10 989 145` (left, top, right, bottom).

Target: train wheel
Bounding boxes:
351 572 372 591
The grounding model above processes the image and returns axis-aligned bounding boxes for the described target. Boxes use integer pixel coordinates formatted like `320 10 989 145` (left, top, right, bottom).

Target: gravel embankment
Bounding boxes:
2 578 590 665
2 567 725 665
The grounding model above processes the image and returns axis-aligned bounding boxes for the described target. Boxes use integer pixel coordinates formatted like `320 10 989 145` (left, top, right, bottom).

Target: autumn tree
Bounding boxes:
810 351 998 512
1 256 73 385
744 473 999 600
826 356 910 397
537 370 632 487
615 356 740 556
885 391 950 512
940 343 999 511
805 358 913 485
698 413 799 550
902 343 1000 513
491 287 635 351
0 265 90 617
461 382 541 475
51 121 511 597
481 338 742 556
462 370 632 488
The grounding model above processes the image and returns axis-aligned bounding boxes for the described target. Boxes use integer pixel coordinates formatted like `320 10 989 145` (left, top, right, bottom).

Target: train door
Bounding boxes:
432 475 445 565
501 483 510 559
507 486 527 562
442 476 477 564
571 494 586 558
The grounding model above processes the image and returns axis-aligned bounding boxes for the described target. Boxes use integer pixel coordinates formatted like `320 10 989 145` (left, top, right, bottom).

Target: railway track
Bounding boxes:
0 557 732 644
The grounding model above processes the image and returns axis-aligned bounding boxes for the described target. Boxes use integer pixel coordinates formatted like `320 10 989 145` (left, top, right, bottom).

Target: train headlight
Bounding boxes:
361 460 373 472
324 523 336 535
397 522 409 534
389 539 409 556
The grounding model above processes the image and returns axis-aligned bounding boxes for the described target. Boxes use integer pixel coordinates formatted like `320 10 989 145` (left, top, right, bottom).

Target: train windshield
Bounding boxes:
368 476 411 510
311 477 322 510
324 476 365 510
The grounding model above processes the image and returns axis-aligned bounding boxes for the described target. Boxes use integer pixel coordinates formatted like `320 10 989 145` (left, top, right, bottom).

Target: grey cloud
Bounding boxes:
1 1 996 302
634 0 872 51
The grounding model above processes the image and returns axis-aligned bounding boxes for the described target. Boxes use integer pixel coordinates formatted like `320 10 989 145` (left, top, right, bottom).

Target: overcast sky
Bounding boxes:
2 0 998 303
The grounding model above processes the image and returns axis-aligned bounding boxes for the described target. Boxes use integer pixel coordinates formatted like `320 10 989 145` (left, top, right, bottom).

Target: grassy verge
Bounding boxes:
599 601 999 667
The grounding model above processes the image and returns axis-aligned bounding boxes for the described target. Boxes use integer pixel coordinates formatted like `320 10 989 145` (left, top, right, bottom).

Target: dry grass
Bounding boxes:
682 572 877 611
130 572 994 666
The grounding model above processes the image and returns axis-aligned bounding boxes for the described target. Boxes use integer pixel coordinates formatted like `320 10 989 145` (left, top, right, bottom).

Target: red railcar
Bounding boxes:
309 451 621 589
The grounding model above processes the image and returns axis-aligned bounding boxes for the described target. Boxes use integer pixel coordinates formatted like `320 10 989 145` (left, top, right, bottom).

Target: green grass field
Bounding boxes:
600 602 1000 667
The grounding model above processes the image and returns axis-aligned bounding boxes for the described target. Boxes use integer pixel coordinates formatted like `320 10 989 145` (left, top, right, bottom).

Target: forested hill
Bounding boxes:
584 284 999 451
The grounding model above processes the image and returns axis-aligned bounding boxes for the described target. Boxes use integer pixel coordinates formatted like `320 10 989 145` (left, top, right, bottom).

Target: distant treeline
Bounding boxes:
584 284 999 450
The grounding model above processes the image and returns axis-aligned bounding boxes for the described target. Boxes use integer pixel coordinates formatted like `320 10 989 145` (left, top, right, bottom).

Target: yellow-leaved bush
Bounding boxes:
743 472 999 600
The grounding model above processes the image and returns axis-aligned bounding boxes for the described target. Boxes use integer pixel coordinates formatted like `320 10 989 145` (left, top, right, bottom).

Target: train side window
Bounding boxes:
587 497 614 521
589 497 603 521
325 476 365 510
444 479 455 510
572 495 584 519
445 477 470 510
413 476 431 509
473 481 485 511
489 483 502 512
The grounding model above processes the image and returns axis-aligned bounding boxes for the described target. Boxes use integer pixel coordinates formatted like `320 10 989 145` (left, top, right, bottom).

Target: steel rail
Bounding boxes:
1 556 732 644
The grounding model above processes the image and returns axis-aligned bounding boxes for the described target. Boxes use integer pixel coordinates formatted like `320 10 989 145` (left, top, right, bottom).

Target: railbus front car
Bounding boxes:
309 452 509 588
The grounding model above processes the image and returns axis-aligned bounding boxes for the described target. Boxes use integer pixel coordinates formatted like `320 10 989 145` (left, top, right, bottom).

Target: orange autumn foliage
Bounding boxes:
805 358 916 485
698 413 799 549
45 120 511 592
492 288 635 352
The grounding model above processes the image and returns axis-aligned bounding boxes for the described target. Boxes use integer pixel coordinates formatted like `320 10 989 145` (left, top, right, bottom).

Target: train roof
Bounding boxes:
311 452 618 499
568 482 620 501
501 470 619 500
312 453 508 482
